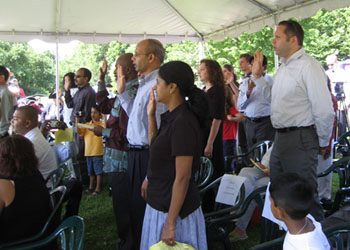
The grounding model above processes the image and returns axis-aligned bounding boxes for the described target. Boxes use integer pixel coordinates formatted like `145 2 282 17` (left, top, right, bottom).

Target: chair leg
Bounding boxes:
224 237 232 250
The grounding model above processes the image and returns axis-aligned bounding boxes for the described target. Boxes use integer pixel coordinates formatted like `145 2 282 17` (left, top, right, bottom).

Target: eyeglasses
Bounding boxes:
75 75 85 78
134 52 150 57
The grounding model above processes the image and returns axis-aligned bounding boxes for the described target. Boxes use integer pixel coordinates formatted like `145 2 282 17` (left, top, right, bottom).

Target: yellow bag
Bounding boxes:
149 241 196 250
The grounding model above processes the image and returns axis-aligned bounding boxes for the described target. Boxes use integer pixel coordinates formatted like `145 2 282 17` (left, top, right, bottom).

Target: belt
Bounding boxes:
276 125 315 133
128 145 149 151
246 116 270 123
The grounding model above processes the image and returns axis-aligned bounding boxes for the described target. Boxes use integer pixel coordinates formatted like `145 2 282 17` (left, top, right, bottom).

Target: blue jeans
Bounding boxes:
223 139 237 172
86 156 103 176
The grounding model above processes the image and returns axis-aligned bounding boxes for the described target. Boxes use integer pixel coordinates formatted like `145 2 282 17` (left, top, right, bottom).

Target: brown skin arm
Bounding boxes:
161 156 192 246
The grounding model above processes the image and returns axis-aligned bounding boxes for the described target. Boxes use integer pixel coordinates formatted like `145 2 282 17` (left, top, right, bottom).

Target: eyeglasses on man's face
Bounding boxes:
133 52 150 57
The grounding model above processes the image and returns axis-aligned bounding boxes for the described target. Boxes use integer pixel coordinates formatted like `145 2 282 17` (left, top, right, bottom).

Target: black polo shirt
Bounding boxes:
147 103 201 219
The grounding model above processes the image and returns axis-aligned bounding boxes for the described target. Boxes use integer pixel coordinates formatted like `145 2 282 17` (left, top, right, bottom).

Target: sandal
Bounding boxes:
229 232 248 242
85 188 94 194
92 190 101 195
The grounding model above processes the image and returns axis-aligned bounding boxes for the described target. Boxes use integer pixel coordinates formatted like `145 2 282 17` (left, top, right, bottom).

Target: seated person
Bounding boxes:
0 135 52 244
269 173 330 250
231 145 272 241
41 119 83 219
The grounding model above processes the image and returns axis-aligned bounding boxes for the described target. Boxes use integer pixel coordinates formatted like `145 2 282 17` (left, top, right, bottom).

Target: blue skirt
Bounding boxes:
140 204 208 250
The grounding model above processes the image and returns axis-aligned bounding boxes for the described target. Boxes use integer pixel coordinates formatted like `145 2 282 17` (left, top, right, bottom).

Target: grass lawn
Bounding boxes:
76 173 340 250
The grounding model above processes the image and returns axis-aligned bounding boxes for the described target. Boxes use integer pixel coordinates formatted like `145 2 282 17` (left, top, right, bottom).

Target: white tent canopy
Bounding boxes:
1 0 349 44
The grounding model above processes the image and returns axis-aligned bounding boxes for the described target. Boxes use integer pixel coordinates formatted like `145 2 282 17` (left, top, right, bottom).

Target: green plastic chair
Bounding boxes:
0 185 67 249
195 157 214 189
45 167 65 191
5 216 85 250
318 156 350 215
224 140 273 173
324 222 350 250
200 176 246 250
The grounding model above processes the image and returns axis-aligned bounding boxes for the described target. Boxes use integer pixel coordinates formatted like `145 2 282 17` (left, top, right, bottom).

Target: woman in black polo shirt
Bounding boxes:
140 61 208 249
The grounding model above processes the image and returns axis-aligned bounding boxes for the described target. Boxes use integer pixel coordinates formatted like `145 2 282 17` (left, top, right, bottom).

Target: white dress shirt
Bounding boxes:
25 127 57 179
255 48 334 147
118 69 167 146
237 74 272 118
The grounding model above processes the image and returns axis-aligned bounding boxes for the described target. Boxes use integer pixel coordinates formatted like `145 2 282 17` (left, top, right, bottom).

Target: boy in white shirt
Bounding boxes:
269 173 330 250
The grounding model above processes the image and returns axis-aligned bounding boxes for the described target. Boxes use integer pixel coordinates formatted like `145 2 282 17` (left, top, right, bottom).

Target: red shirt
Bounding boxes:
223 106 239 140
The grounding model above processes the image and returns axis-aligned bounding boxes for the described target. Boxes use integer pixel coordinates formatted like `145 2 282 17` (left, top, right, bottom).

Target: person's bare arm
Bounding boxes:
204 119 221 158
147 87 157 145
161 156 192 246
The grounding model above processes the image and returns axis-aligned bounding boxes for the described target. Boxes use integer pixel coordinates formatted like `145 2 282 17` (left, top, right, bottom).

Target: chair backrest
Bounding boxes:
0 185 67 248
324 222 350 250
202 176 246 246
318 156 350 189
59 158 77 179
224 140 273 173
195 157 214 189
45 167 65 190
6 216 85 250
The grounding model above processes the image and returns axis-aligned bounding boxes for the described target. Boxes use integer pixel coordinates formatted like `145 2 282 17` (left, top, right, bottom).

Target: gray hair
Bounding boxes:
146 39 165 63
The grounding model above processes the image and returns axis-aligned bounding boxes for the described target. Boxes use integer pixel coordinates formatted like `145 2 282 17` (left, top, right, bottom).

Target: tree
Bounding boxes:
0 41 55 95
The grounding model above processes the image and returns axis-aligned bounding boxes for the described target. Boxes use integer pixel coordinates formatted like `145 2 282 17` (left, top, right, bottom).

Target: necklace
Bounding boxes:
296 218 308 234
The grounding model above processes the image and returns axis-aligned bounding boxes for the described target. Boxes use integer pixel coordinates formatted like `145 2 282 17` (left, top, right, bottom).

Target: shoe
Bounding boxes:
229 232 248 242
85 188 94 194
92 190 101 195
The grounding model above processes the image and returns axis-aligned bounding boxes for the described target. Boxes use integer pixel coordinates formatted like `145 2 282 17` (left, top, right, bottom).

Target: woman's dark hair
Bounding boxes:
200 59 225 89
63 72 77 88
159 61 209 126
223 64 234 72
225 85 235 115
0 135 38 178
223 64 239 87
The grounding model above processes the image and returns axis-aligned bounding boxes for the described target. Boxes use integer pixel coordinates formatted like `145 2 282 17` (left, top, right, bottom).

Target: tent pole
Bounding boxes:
55 39 60 121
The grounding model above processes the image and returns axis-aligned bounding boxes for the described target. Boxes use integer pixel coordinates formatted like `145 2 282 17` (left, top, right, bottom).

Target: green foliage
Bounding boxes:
59 41 133 88
0 41 55 95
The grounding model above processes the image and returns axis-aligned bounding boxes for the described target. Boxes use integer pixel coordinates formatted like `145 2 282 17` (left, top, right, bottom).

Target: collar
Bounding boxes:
281 48 305 65
241 72 252 79
78 83 90 90
138 69 159 86
126 78 139 88
24 127 40 140
161 102 187 123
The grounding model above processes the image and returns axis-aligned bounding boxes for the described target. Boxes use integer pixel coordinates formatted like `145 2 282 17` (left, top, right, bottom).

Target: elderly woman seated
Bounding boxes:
0 135 52 244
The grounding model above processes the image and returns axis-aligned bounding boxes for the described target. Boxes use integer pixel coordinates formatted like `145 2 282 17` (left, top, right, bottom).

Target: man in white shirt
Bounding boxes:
11 105 57 179
252 20 334 222
238 55 274 148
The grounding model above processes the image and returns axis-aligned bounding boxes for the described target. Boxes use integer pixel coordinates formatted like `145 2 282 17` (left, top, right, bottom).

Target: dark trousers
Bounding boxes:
127 150 149 250
270 128 324 222
62 178 83 219
223 139 237 172
245 117 275 148
238 120 248 154
73 127 89 186
108 172 134 250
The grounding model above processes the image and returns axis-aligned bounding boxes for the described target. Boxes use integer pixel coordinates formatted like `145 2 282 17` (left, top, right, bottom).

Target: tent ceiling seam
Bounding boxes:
247 0 273 13
203 0 331 40
161 0 204 40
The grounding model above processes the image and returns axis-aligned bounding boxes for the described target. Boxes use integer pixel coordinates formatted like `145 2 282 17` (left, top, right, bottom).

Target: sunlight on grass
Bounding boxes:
77 174 340 249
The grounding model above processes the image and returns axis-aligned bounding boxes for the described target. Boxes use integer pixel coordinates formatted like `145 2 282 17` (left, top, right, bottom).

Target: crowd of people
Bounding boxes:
0 19 347 250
